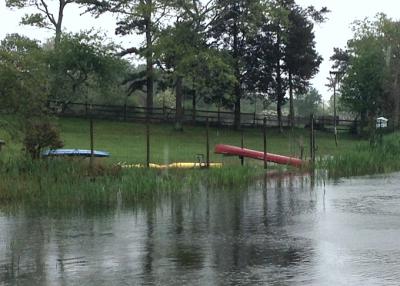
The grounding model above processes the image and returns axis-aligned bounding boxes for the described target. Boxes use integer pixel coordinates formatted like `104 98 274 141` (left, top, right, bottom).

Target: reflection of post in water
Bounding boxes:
206 186 210 229
143 207 155 282
288 174 296 213
310 169 316 191
6 216 47 284
275 175 284 226
263 173 268 227
173 194 184 235
232 192 242 268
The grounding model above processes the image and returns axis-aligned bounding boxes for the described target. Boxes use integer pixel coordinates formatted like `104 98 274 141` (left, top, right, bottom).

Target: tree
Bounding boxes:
155 0 235 130
0 34 65 153
156 20 204 130
6 0 78 45
81 0 174 115
331 14 400 136
209 0 264 129
294 87 322 117
246 0 326 131
0 34 48 118
285 4 324 128
379 16 400 128
47 31 128 108
340 35 386 136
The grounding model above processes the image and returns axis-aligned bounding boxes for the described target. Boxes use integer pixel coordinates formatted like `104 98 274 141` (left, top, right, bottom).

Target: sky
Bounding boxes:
1 0 400 101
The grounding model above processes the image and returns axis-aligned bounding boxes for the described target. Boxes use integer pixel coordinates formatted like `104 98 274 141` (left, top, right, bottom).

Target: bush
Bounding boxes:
23 121 64 158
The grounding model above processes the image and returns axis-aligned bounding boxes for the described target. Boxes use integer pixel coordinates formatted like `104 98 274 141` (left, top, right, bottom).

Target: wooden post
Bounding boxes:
217 106 221 127
146 120 150 168
90 118 94 170
240 129 244 166
310 114 315 165
263 117 267 169
206 117 210 168
123 103 127 121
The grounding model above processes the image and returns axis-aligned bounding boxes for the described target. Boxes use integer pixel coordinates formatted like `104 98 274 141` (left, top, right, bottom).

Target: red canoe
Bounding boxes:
214 144 304 168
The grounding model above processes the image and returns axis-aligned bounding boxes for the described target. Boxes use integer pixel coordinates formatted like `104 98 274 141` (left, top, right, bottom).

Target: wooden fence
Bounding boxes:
48 100 357 131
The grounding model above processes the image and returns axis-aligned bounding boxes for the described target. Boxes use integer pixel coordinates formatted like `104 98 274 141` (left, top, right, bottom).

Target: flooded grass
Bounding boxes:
321 133 400 178
3 117 400 208
0 156 267 208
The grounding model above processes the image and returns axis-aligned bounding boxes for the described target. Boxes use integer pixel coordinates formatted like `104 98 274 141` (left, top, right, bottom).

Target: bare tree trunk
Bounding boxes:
54 0 65 46
232 7 241 130
289 71 294 129
192 89 196 123
276 31 283 133
145 1 154 116
393 73 399 129
175 76 184 131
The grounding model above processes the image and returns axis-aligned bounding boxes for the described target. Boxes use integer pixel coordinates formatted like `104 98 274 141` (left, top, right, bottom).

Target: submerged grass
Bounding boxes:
321 133 400 178
0 155 266 208
4 116 400 209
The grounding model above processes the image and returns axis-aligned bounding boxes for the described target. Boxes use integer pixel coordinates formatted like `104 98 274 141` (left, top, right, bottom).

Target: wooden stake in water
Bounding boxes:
263 117 267 169
206 117 210 168
240 129 244 166
146 120 150 168
310 114 315 165
90 118 94 170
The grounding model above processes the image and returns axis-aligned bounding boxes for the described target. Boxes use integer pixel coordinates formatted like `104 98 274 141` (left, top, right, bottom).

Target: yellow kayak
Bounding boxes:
118 162 222 169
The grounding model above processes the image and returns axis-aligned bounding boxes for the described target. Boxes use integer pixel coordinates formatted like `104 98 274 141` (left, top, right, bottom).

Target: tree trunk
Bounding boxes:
234 92 241 129
175 76 184 131
393 73 399 129
232 5 241 130
276 31 283 133
145 1 154 117
368 114 376 144
289 71 294 129
54 0 64 45
360 111 367 137
192 89 196 123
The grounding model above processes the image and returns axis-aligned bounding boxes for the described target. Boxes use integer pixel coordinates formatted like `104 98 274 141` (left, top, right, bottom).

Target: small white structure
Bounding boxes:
376 117 388 128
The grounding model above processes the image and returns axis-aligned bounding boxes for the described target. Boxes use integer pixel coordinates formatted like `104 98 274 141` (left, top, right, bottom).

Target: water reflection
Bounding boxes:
1 173 400 285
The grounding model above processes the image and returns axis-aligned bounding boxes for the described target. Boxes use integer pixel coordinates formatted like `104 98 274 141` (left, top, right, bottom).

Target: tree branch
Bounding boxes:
38 0 57 26
116 47 140 57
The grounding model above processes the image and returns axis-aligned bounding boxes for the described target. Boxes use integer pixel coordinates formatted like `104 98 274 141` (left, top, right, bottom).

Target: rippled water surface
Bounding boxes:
2 173 400 285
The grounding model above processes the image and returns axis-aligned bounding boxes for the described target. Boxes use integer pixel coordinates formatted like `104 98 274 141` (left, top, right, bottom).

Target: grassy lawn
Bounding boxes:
59 117 362 165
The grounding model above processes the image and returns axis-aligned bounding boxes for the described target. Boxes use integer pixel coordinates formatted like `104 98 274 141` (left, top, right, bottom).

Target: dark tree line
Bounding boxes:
330 14 400 137
4 0 327 131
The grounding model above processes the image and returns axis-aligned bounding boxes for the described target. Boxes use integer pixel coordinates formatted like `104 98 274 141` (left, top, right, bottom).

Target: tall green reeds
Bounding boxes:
321 132 400 178
0 155 264 208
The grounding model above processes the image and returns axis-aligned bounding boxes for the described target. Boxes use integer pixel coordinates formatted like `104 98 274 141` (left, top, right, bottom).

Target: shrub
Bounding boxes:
23 121 64 158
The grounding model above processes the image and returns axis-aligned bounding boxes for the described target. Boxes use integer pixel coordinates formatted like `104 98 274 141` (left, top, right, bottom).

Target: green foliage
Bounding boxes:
0 156 260 208
337 17 388 135
210 0 265 128
245 0 326 129
0 34 48 118
20 13 49 29
295 87 322 116
156 18 236 108
340 36 386 117
332 14 400 134
47 31 129 104
23 120 64 158
322 132 400 178
188 51 236 108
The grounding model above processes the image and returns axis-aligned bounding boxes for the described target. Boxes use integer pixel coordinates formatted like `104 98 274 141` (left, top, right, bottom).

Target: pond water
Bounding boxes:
1 173 400 285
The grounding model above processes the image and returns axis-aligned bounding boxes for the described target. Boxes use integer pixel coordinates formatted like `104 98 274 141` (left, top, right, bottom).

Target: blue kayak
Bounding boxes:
42 149 110 158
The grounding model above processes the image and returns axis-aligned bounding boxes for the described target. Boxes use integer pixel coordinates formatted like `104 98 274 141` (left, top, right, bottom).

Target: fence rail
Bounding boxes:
48 100 357 131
